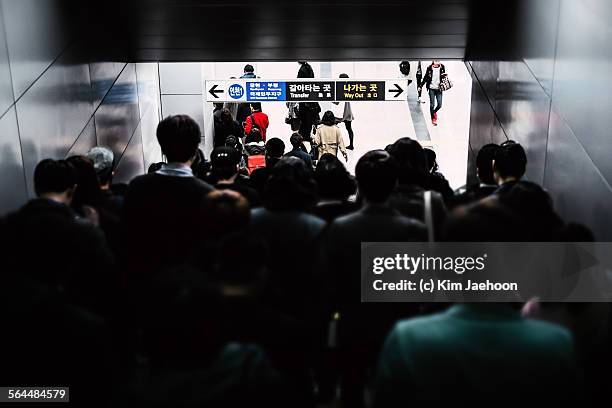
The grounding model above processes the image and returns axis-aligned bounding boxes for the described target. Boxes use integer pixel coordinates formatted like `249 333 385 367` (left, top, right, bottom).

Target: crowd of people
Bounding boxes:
1 85 611 405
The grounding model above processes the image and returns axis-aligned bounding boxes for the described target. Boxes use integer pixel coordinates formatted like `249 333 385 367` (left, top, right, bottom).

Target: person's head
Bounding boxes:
432 59 441 66
33 159 77 203
339 73 349 79
493 140 527 184
156 115 201 164
386 137 428 187
225 135 239 149
289 132 303 149
476 144 499 185
315 153 356 201
423 148 438 173
86 146 114 188
213 103 223 111
250 102 262 112
211 146 241 181
399 60 411 76
355 150 399 204
321 110 336 126
264 156 317 211
297 61 315 78
499 181 563 241
265 137 286 167
220 108 234 126
243 64 254 74
66 155 104 210
200 189 250 240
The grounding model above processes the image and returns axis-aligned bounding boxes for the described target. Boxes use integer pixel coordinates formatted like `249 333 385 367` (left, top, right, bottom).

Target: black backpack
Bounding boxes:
247 114 261 136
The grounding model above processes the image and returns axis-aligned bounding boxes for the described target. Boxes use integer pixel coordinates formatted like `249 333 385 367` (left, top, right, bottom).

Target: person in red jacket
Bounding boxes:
244 102 270 141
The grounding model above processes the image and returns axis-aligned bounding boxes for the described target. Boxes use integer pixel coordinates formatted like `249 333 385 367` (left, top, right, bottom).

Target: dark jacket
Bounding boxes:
285 148 313 169
321 204 426 309
123 173 213 278
423 63 447 90
312 200 360 224
214 118 244 148
387 185 447 240
449 183 498 209
2 198 114 311
249 208 326 318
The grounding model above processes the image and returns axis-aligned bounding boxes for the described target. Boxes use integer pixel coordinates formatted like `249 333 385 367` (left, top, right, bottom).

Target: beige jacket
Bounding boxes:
314 125 347 159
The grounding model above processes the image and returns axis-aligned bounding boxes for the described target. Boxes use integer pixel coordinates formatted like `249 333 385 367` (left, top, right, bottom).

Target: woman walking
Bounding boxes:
313 111 348 162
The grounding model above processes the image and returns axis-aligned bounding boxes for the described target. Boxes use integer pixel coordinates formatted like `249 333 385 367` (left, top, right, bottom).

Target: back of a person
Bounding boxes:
251 111 269 140
119 343 293 408
124 173 212 276
316 125 341 156
375 304 576 406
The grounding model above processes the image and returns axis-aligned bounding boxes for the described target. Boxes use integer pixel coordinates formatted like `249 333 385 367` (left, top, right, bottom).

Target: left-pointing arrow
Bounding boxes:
209 84 223 98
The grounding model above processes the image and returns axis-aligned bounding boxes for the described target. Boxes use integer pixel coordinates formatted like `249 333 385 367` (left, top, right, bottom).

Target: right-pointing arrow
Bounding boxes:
389 83 404 98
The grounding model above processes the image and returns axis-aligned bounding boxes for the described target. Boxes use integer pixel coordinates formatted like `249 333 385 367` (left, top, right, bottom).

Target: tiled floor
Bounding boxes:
204 61 471 190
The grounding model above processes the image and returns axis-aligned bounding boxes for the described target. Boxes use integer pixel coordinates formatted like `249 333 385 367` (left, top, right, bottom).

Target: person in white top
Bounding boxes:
423 60 447 126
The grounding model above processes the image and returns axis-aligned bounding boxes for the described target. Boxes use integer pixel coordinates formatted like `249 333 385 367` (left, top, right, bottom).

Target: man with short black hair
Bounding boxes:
123 115 214 278
284 132 313 168
450 143 500 208
250 138 286 196
493 140 527 196
320 150 426 408
3 159 113 311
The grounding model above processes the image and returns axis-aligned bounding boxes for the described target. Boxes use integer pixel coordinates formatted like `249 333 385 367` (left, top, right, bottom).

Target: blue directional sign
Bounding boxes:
246 81 286 101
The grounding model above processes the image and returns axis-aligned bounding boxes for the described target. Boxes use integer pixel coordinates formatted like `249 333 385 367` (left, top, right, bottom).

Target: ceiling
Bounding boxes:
84 0 521 62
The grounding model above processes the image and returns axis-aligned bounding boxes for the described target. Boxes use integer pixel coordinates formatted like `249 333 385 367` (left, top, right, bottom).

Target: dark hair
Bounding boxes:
220 108 234 126
211 146 240 180
494 140 527 179
264 156 317 211
355 150 399 203
423 148 438 173
265 138 286 159
250 102 262 112
244 64 254 73
200 189 250 240
476 144 499 185
321 110 336 127
386 137 428 187
399 60 411 76
315 153 356 200
33 159 77 196
148 162 165 174
156 115 201 163
499 181 563 241
297 61 315 78
66 156 104 210
339 73 349 78
289 132 303 148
